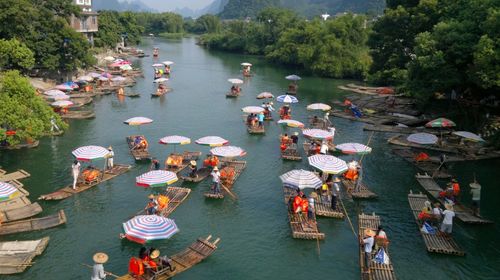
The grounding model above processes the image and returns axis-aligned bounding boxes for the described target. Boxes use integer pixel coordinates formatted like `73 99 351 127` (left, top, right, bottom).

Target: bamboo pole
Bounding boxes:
81 263 119 278
340 197 357 238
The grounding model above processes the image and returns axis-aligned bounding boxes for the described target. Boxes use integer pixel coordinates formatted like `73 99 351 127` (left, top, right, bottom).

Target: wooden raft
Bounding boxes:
392 148 451 179
407 192 465 256
180 167 211 183
314 195 344 219
342 179 377 199
358 213 396 280
247 125 265 134
126 135 153 161
281 147 302 161
0 210 67 236
159 187 191 217
415 173 492 224
166 151 202 174
204 160 246 199
0 237 50 274
0 203 43 223
363 124 433 135
0 169 30 182
117 235 220 280
388 135 457 153
282 186 325 240
38 164 132 201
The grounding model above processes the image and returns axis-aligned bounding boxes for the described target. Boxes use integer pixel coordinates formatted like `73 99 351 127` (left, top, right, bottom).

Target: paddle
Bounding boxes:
81 263 119 278
220 182 238 200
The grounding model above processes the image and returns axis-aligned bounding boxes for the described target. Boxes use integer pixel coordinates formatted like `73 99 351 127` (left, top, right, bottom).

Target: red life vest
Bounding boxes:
128 257 144 276
452 183 460 196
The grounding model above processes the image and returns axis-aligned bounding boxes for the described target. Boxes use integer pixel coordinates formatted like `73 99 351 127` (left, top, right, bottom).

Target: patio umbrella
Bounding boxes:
122 215 179 244
335 143 372 155
124 117 153 126
210 146 246 158
159 135 191 153
425 118 456 128
120 64 133 71
152 63 164 67
452 131 485 142
136 170 178 187
242 106 265 114
277 119 304 128
407 133 438 145
279 169 322 190
162 61 174 66
0 182 20 201
256 92 274 99
195 136 229 147
302 128 335 140
72 145 109 162
276 94 298 104
51 100 73 107
307 103 331 111
55 83 77 91
308 155 348 175
228 78 244 85
154 78 169 83
285 75 301 81
241 62 252 66
44 90 66 96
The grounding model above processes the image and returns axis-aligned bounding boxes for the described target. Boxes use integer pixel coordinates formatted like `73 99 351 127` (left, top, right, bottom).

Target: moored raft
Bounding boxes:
38 164 132 201
358 213 396 280
126 135 153 161
204 160 246 199
0 169 30 182
61 110 96 119
407 192 465 256
0 237 50 274
0 210 67 236
282 186 324 240
117 235 220 280
313 195 344 219
388 134 457 153
392 148 451 179
0 202 43 223
281 147 302 161
414 173 492 224
341 178 377 199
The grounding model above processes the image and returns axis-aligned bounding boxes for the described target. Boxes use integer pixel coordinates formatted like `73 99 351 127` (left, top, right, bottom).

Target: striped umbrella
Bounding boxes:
124 117 153 126
50 94 70 101
159 135 191 145
51 100 74 108
308 155 348 175
285 74 301 81
302 128 335 140
453 131 485 142
242 106 265 114
0 182 20 201
44 90 66 96
136 170 178 187
228 78 244 85
336 143 372 155
276 95 299 104
72 145 109 161
210 146 246 158
256 92 274 99
195 136 229 147
123 215 179 244
407 133 438 145
425 118 456 128
162 61 174 65
279 169 322 190
307 103 331 111
277 119 304 128
154 78 169 83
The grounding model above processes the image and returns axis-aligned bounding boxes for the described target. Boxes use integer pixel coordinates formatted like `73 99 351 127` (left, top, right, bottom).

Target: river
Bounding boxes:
1 37 499 279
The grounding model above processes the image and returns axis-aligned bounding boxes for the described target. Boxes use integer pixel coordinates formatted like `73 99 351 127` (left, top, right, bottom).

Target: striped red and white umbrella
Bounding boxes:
123 215 179 244
426 118 456 128
335 143 372 155
136 170 178 187
210 146 246 158
279 169 322 190
407 133 438 145
242 106 265 114
307 103 331 111
124 117 153 126
51 100 74 108
44 90 66 96
72 145 109 161
302 128 335 140
195 136 229 147
277 119 304 128
256 92 274 99
0 182 20 201
308 155 348 175
159 135 191 145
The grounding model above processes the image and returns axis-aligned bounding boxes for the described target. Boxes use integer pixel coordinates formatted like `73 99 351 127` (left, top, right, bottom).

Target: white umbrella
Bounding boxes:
256 92 274 99
307 103 331 111
77 75 93 82
44 90 66 96
407 133 438 145
120 64 133 71
277 119 304 128
242 106 265 114
162 61 174 66
302 128 335 140
335 143 372 155
285 75 301 81
152 63 164 67
50 94 70 101
124 117 153 126
72 145 109 161
308 155 348 175
210 146 246 158
136 170 178 187
241 62 252 66
154 78 169 83
228 78 244 85
452 131 485 142
51 100 74 107
195 136 229 147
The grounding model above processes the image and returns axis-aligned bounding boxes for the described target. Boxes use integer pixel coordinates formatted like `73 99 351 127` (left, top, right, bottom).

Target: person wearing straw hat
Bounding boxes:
145 194 158 215
105 146 114 170
71 160 81 190
470 180 481 216
188 160 198 178
360 229 375 272
440 203 455 237
210 166 221 194
145 249 175 276
91 252 108 280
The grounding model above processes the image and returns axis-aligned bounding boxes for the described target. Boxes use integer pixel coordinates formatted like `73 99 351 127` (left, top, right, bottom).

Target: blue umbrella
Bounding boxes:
276 94 299 104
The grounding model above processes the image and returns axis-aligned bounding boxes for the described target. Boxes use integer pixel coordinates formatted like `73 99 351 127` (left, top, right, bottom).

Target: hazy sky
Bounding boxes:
139 0 215 10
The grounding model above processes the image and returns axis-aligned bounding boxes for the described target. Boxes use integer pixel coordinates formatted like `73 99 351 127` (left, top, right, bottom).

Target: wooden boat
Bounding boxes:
388 134 458 153
204 160 246 199
358 213 397 279
0 210 67 236
0 237 50 274
117 235 220 280
61 110 96 119
407 191 465 255
136 187 191 218
0 140 39 150
126 135 153 161
313 194 344 219
0 169 30 182
0 203 42 223
414 173 492 224
68 91 98 98
363 124 432 134
282 186 325 240
123 92 140 97
247 125 265 134
341 178 377 199
180 167 211 183
392 148 451 179
70 96 93 107
281 147 301 161
165 151 202 174
0 196 32 212
38 164 132 201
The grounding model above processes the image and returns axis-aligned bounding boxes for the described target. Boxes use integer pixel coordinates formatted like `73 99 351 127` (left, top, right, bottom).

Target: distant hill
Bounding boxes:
93 0 155 12
199 0 229 15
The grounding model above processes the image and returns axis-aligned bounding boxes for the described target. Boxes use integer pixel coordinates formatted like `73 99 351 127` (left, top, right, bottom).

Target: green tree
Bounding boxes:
0 39 35 71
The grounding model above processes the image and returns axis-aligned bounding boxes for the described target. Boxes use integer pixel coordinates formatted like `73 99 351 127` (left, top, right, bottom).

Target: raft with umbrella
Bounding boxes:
242 106 266 134
226 78 244 97
0 181 31 211
388 134 458 153
285 75 301 95
124 117 154 161
0 237 50 275
116 235 220 280
160 136 201 175
336 143 377 199
302 128 336 155
307 103 331 129
122 215 179 244
38 146 132 201
204 147 247 199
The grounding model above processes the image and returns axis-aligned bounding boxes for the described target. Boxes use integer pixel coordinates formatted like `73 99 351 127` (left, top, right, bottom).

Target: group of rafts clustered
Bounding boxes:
0 45 493 280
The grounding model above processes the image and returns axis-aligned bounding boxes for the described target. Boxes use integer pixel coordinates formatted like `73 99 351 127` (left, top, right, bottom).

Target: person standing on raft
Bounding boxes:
211 167 221 194
106 146 114 170
91 252 109 280
360 229 375 272
71 160 81 190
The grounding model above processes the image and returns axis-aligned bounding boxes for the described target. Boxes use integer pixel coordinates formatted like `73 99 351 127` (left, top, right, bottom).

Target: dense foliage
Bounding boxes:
0 39 35 72
200 8 371 79
0 71 67 146
135 12 184 35
94 11 145 48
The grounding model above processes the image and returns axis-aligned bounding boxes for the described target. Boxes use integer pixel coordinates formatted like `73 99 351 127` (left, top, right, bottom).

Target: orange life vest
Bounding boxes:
157 195 170 210
415 152 430 162
301 200 309 213
210 156 219 167
452 183 460 196
293 196 302 212
128 257 144 276
203 159 210 167
280 144 287 152
344 169 358 181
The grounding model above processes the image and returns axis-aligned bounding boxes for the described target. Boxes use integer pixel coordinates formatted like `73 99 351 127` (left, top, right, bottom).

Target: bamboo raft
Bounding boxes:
126 135 153 161
0 237 50 274
117 235 220 280
313 195 344 219
281 148 302 161
341 178 377 199
392 148 451 179
0 141 40 150
407 192 465 255
0 203 43 223
388 135 458 153
247 125 265 134
204 160 246 199
414 173 492 224
303 141 335 156
180 167 211 183
225 92 240 98
0 210 67 236
165 151 202 174
38 164 132 201
363 124 433 135
282 186 325 240
0 169 30 182
358 213 396 280
61 110 96 119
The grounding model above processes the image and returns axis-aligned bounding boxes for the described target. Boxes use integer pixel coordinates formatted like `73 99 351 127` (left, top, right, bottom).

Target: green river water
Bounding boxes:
1 37 499 280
